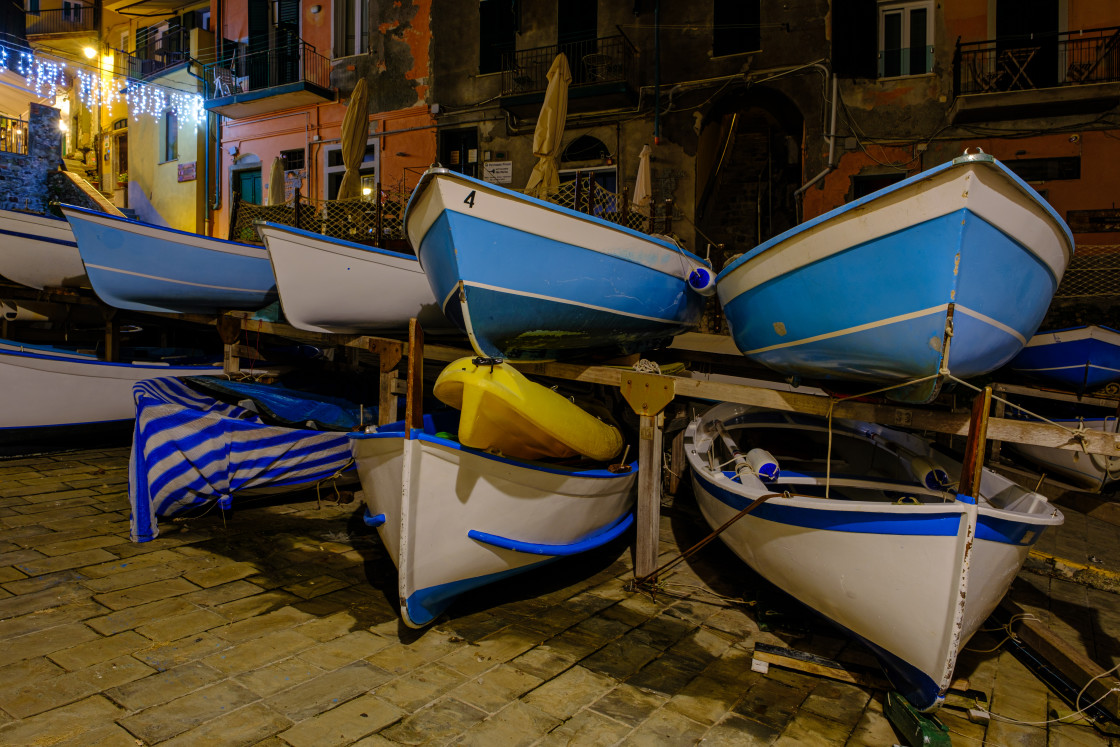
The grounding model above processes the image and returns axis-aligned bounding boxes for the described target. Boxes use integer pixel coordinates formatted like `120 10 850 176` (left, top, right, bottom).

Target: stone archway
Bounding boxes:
695 86 805 333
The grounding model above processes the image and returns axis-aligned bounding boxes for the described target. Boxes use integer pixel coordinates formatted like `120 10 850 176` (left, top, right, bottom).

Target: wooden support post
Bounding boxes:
991 398 1006 462
369 338 404 427
667 427 685 497
619 372 676 580
959 386 992 498
216 314 243 377
636 411 664 577
103 310 119 362
405 318 424 434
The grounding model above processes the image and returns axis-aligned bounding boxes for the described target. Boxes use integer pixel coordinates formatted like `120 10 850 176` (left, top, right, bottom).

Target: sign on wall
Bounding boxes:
482 161 512 184
178 162 197 182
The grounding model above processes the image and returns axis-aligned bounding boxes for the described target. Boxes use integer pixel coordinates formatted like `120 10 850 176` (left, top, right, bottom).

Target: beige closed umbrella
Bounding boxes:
267 157 285 206
631 144 652 217
337 78 369 201
523 53 571 200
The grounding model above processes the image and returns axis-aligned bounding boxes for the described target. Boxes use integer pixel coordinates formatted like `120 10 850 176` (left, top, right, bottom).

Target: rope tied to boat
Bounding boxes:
632 359 661 375
628 491 781 596
315 457 355 509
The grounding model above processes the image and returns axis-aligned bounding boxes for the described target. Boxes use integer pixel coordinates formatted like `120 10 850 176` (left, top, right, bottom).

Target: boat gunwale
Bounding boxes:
257 221 422 266
716 156 1074 283
61 203 269 257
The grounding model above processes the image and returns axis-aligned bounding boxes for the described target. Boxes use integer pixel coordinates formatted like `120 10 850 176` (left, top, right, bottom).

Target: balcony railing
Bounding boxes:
127 28 191 79
203 39 330 101
0 116 27 156
501 35 637 96
25 6 97 36
955 26 1120 95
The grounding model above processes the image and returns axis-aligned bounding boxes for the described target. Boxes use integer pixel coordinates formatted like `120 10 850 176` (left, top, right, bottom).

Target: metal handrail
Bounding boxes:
501 35 637 96
202 38 330 100
955 25 1120 95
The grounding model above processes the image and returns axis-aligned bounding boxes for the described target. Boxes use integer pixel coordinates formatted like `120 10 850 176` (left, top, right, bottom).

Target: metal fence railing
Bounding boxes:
955 26 1120 95
203 38 329 100
25 6 97 35
229 175 673 249
0 116 27 156
501 34 638 95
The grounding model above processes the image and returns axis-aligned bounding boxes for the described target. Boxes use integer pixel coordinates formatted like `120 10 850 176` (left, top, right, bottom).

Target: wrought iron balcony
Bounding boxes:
126 28 190 80
952 26 1120 122
500 35 638 117
25 6 97 36
203 38 333 118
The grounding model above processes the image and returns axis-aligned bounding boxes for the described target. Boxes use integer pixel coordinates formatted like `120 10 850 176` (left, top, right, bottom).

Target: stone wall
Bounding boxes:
0 103 60 215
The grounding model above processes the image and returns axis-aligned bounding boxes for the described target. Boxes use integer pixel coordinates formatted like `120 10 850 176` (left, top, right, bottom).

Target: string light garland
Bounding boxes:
0 40 205 127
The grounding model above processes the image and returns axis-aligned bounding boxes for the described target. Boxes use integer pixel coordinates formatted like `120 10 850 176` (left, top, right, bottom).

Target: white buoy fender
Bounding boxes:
908 455 950 490
686 264 717 296
746 448 779 481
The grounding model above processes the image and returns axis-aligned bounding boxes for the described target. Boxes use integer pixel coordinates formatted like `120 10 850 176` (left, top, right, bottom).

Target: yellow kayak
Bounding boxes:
433 357 624 461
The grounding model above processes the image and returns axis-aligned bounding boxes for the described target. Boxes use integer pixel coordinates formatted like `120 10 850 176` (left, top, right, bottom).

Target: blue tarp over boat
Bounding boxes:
129 377 364 542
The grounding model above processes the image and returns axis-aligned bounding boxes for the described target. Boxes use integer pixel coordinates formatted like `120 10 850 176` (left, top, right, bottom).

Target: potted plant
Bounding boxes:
117 171 128 186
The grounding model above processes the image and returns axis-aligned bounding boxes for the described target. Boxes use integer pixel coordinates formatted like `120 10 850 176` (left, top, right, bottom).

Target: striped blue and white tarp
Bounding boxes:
129 377 355 542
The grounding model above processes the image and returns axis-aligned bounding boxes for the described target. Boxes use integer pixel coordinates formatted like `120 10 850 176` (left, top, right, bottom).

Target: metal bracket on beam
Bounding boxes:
620 371 675 417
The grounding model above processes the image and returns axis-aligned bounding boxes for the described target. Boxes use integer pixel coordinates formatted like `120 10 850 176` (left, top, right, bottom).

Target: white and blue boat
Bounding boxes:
717 151 1075 403
0 338 222 447
256 222 452 335
685 402 1063 712
0 207 87 290
404 167 714 360
130 376 363 542
350 410 637 628
1007 325 1120 394
61 205 277 314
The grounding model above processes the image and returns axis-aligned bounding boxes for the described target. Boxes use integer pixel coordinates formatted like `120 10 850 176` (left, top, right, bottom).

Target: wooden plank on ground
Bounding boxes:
999 597 1120 720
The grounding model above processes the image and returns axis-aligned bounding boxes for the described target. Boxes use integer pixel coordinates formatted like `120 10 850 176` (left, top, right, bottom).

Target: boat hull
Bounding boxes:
351 424 636 627
685 403 1062 711
0 208 87 289
1009 417 1120 492
257 222 452 334
62 205 277 314
1008 326 1120 393
0 340 222 437
406 168 706 360
717 154 1074 403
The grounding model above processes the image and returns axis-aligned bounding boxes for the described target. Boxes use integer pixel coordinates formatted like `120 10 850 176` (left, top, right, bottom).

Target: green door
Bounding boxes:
237 168 262 204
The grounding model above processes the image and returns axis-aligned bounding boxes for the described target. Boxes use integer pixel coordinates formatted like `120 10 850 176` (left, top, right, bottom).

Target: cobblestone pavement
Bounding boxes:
0 446 1115 745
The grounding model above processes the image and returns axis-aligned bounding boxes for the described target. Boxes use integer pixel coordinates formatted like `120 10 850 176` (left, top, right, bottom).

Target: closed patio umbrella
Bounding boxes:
631 144 652 217
337 78 369 201
523 53 571 200
267 157 285 206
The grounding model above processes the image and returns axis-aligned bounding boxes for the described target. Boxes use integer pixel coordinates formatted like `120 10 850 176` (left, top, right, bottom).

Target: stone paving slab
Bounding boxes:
0 446 1115 745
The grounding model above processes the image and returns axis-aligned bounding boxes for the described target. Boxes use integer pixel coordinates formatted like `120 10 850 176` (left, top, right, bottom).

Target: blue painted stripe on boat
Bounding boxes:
403 557 558 627
468 511 633 556
64 203 262 249
0 346 222 370
0 226 77 247
975 513 1047 545
257 221 419 261
700 473 964 536
718 155 1071 280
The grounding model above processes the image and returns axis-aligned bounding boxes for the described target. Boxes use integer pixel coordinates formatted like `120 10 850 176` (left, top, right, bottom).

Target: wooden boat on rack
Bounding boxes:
0 207 87 289
685 402 1063 711
1007 325 1120 394
716 151 1075 403
130 376 362 542
350 357 636 627
1007 415 1120 492
0 338 222 446
404 166 714 360
256 222 451 334
61 205 277 314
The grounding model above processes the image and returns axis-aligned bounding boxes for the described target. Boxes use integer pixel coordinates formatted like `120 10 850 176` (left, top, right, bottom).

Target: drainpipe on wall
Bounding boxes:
794 72 838 203
185 58 214 233
653 0 661 145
